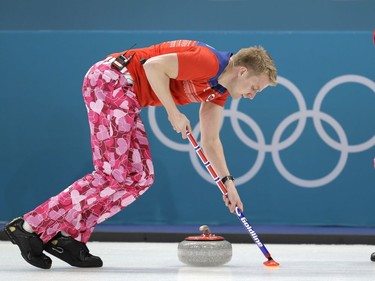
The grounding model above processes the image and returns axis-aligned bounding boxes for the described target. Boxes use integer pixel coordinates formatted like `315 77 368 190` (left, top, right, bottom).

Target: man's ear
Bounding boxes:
238 66 248 77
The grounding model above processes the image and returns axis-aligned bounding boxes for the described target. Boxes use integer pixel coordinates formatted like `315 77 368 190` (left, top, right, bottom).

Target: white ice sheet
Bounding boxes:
0 241 374 281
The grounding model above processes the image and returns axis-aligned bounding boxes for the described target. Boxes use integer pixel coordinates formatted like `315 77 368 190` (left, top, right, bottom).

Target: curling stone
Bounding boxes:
178 225 232 266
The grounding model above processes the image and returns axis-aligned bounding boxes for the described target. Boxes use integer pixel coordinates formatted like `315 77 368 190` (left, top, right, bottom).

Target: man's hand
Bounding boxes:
222 182 243 213
168 112 192 139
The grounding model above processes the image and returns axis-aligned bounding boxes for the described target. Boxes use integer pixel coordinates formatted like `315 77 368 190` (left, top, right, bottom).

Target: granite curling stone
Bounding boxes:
178 225 232 266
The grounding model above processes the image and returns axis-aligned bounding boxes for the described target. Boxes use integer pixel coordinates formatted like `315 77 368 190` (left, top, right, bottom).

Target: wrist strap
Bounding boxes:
221 175 235 185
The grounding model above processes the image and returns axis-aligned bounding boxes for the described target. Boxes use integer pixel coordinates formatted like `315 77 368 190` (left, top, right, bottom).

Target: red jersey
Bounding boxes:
108 40 232 107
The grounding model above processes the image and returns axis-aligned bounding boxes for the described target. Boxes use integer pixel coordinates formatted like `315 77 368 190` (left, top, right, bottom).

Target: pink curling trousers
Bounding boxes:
24 59 154 243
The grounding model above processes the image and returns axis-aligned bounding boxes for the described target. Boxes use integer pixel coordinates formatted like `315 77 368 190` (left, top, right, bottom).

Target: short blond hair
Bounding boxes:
232 46 277 86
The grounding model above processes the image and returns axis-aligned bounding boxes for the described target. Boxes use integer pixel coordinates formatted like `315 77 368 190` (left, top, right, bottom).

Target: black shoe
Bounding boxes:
45 233 103 267
371 252 375 262
3 217 52 269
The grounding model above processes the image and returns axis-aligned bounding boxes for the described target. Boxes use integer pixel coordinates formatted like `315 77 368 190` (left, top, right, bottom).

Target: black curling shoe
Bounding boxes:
371 252 375 262
3 217 52 269
45 233 103 267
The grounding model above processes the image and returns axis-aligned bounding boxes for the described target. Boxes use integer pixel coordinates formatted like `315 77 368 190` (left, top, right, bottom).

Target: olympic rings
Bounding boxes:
147 75 375 188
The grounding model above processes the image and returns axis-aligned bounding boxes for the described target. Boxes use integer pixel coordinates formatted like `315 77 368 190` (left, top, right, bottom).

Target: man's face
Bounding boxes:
231 67 270 100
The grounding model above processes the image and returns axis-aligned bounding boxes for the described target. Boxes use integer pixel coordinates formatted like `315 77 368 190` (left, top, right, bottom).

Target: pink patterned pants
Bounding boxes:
24 59 154 243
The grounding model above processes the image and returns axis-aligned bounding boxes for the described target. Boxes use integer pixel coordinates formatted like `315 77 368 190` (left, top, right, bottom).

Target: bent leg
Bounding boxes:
24 60 154 243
